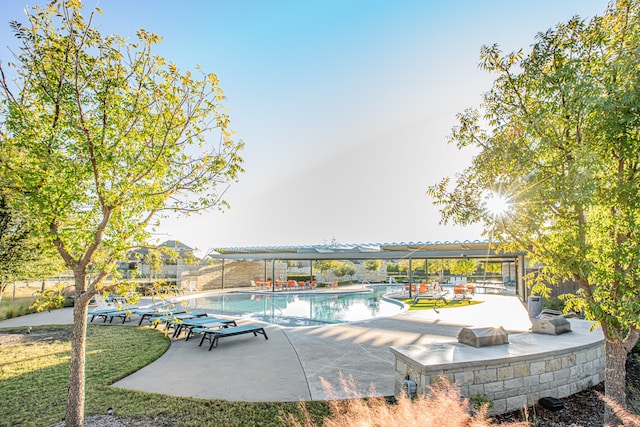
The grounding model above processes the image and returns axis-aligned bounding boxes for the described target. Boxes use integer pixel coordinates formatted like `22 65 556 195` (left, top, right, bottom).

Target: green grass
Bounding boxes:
0 325 330 427
393 298 482 310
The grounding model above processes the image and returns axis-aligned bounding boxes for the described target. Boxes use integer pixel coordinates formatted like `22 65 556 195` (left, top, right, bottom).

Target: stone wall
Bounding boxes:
182 260 287 290
181 259 392 291
391 320 604 415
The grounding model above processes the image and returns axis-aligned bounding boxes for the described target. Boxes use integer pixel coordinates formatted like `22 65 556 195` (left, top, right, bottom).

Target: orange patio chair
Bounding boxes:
405 283 418 293
454 285 472 300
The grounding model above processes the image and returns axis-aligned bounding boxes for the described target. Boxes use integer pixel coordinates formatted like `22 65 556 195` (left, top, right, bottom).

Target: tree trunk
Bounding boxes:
64 276 90 427
604 337 627 426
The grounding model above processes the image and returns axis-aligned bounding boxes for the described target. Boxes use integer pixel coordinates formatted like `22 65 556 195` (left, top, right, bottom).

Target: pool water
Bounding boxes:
186 285 405 327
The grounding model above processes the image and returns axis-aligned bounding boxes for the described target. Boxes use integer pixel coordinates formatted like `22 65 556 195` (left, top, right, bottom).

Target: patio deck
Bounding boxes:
0 291 599 403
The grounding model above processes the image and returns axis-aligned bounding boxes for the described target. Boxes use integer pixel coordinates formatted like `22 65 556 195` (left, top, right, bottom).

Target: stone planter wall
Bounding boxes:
391 320 604 415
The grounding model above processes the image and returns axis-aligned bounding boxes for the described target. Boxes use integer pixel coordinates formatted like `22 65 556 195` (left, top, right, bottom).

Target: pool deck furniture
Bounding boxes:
174 316 238 339
474 282 506 294
453 285 474 300
405 283 418 293
88 307 120 322
90 305 151 324
413 290 448 304
193 324 269 350
149 311 208 334
12 292 599 409
183 320 237 341
103 308 136 324
135 308 187 325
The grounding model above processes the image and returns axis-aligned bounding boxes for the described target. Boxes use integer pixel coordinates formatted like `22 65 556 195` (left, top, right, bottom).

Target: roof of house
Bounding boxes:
158 240 194 251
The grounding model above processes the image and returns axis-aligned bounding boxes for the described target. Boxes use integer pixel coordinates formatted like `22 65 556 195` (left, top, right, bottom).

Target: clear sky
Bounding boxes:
1 0 608 255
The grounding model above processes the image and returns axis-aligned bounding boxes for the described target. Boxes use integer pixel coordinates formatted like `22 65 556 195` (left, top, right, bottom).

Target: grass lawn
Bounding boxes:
0 324 330 427
393 297 482 310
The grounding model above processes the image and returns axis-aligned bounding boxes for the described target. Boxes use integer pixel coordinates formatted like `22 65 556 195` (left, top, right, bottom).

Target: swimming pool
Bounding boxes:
184 285 406 327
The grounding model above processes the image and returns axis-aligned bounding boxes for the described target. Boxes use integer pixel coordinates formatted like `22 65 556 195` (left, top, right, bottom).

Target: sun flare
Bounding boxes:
484 193 510 217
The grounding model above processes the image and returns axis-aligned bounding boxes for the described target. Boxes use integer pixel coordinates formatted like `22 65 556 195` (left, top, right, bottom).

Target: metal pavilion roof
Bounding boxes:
210 240 521 261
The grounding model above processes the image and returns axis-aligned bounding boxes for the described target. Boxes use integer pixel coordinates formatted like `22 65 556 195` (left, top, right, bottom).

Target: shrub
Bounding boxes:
542 296 565 312
287 274 316 282
0 298 38 321
283 374 530 427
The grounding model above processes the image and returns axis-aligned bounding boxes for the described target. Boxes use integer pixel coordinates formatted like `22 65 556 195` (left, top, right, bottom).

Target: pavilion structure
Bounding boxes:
208 240 527 300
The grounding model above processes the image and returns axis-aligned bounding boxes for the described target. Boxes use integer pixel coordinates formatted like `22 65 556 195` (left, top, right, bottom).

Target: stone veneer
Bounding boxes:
391 319 604 415
182 260 288 290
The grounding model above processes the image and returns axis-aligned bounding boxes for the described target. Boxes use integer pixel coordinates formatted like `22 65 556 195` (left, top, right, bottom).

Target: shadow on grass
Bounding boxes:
0 325 170 426
0 324 331 427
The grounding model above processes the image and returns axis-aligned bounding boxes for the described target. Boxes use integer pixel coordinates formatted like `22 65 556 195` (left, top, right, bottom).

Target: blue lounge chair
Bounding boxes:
192 324 268 350
103 309 134 324
178 317 238 340
90 304 148 323
134 307 186 326
88 307 119 323
149 311 208 334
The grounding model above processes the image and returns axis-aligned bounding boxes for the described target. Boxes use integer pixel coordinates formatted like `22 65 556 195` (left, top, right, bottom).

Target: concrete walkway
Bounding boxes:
0 292 537 402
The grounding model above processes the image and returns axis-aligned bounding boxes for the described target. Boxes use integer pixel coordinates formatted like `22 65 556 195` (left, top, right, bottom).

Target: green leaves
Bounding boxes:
428 1 640 345
0 0 244 283
1 6 245 421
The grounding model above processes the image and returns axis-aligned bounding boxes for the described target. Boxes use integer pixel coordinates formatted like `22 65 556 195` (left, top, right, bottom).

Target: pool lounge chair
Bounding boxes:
192 324 268 350
413 290 448 304
134 306 186 325
181 318 238 340
173 316 238 339
89 304 147 323
413 283 447 303
149 311 208 334
102 309 136 324
88 307 120 322
88 294 120 322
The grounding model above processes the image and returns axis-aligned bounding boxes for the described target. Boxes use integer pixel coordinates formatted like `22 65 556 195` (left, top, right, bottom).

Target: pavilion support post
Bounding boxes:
425 259 428 282
516 255 525 301
221 259 225 289
272 260 275 292
409 258 413 298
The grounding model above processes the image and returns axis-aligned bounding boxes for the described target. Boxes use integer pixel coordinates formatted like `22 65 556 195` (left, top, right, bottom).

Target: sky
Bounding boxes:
0 0 608 255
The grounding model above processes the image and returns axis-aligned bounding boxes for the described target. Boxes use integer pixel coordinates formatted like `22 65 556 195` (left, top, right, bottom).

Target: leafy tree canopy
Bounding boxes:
0 1 243 425
332 261 356 278
427 0 640 418
0 191 64 301
364 259 380 272
0 1 243 290
448 259 477 276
